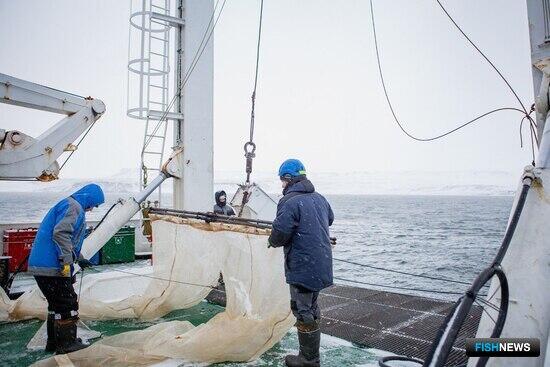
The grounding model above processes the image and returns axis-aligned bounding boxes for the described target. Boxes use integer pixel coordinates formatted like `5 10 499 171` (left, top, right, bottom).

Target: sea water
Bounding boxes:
0 192 512 299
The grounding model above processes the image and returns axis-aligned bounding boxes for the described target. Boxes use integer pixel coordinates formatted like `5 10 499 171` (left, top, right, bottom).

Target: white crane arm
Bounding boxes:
0 73 106 181
76 148 183 272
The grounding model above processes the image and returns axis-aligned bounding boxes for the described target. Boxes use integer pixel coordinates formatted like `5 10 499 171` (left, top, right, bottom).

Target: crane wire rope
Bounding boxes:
243 0 264 185
58 119 99 171
237 0 264 217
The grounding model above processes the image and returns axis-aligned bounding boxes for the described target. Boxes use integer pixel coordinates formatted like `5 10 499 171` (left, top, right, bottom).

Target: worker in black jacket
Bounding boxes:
268 159 334 367
213 190 236 216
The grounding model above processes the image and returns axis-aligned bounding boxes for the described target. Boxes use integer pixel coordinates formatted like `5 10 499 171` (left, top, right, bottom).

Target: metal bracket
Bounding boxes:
161 147 184 179
151 12 185 27
148 109 184 121
0 73 105 180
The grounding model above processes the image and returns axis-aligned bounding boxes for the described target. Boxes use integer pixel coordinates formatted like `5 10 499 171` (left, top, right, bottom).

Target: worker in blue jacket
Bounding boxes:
268 159 334 367
28 183 104 354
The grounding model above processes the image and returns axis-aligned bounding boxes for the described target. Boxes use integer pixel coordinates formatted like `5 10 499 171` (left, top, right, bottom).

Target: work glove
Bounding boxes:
60 264 71 277
78 258 93 269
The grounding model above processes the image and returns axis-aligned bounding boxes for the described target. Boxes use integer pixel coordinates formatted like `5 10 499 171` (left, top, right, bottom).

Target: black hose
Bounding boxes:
492 183 531 267
422 267 509 367
93 200 121 230
379 178 531 367
379 355 423 367
421 182 529 367
4 253 31 293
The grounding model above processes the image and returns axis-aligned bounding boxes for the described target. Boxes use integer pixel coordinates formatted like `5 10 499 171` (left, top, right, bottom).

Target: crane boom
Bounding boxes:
0 73 105 181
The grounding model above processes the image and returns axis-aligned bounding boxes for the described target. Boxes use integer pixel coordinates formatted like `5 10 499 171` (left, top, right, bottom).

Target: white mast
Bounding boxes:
172 0 214 211
127 0 214 211
472 2 550 366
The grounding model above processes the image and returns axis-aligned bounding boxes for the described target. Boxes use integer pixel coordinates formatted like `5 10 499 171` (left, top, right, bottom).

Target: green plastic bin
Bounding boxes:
100 226 135 264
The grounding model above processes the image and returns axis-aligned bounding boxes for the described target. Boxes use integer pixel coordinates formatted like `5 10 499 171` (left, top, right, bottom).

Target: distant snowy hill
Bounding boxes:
0 168 519 196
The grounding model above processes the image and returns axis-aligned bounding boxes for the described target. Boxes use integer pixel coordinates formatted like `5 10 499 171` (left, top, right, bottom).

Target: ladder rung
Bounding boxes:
150 84 168 89
151 35 169 42
149 67 168 73
150 51 168 58
151 4 167 11
148 101 167 105
143 151 163 155
146 134 165 139
145 168 161 171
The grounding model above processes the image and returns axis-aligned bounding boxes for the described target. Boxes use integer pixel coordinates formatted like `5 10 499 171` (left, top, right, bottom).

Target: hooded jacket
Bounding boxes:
213 190 236 216
28 184 105 277
268 177 334 291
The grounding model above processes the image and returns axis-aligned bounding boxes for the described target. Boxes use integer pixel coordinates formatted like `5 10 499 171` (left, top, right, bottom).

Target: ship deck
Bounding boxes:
207 283 481 366
5 260 479 366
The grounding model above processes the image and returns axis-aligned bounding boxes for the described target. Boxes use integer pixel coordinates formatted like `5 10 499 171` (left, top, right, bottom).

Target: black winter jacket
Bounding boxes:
268 178 334 291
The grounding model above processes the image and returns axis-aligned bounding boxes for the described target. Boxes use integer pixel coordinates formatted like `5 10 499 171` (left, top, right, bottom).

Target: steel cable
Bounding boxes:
142 0 227 151
333 275 468 296
435 0 528 113
369 0 533 142
333 257 471 285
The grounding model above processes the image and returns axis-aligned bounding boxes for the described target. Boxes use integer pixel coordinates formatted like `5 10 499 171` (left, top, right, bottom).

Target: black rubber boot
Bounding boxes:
45 312 56 352
54 318 88 354
285 327 321 367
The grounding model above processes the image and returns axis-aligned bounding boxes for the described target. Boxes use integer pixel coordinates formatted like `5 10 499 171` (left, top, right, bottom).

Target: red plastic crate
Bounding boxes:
2 228 38 273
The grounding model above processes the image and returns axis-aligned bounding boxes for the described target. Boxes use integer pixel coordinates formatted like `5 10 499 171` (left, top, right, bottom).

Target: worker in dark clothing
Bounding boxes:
268 159 334 367
213 190 236 216
28 184 104 354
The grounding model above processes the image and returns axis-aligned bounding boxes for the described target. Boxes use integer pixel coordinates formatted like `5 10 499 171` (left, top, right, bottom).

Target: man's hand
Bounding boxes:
78 258 93 269
61 264 71 277
268 228 293 248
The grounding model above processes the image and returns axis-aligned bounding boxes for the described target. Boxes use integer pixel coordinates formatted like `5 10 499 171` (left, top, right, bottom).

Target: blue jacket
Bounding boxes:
268 178 334 291
28 184 105 277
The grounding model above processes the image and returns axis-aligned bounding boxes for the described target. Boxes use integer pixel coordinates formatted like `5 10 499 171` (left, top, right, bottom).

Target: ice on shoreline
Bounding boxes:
0 169 517 196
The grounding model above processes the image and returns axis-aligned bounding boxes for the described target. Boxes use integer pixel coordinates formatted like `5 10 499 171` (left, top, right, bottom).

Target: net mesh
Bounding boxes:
1 216 295 365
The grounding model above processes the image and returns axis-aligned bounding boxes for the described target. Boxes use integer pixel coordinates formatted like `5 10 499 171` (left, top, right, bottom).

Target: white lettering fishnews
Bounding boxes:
501 343 531 352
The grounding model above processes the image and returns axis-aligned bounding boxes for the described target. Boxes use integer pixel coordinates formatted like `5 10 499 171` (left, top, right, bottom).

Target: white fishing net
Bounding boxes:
1 216 295 366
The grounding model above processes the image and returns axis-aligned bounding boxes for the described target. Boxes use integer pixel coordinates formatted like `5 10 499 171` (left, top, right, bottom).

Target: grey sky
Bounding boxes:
0 0 535 180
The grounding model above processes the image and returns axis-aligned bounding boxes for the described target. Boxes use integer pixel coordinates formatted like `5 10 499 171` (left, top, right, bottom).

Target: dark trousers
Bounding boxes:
289 284 320 325
35 276 78 318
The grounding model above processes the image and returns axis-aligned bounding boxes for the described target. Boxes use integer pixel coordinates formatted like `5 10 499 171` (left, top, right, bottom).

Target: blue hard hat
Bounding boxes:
278 159 306 178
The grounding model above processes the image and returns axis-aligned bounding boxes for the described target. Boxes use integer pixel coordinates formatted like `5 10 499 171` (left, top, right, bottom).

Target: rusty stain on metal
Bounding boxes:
64 143 77 152
531 180 550 204
37 172 58 182
44 146 52 154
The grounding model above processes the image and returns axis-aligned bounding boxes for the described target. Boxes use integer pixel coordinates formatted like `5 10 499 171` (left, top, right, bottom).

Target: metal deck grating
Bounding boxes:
206 283 482 366
318 285 481 366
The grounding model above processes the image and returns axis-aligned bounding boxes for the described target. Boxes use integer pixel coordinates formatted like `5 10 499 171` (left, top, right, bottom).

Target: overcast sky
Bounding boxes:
0 0 535 180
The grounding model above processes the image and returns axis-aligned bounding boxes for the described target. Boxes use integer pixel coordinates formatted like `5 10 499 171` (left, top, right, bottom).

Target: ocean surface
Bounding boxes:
0 192 514 300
